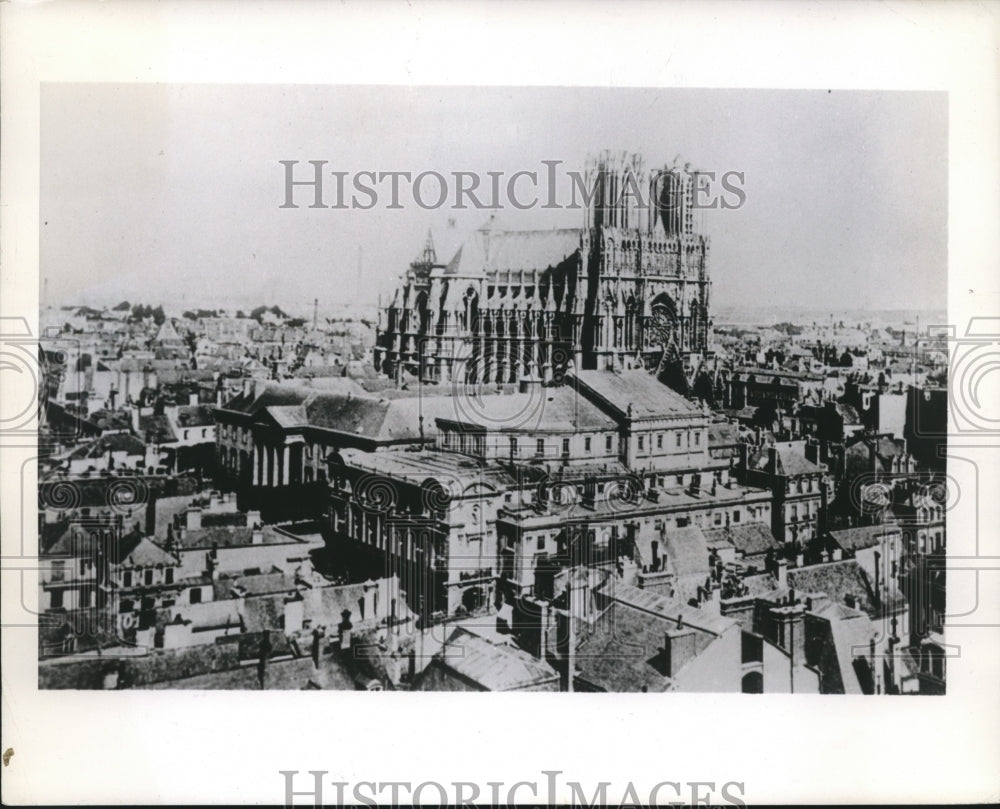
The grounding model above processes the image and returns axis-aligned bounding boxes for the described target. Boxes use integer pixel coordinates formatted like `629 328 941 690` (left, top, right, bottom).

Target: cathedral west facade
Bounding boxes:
374 152 712 387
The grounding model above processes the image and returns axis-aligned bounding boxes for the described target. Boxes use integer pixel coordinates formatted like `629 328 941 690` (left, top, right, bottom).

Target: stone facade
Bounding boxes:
375 153 712 386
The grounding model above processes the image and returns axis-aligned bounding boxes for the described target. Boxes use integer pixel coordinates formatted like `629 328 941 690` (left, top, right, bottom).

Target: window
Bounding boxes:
638 435 645 450
183 430 189 440
123 570 132 587
165 568 173 584
694 432 701 446
51 561 65 582
733 510 741 523
50 589 63 609
190 588 202 604
676 433 682 448
509 437 518 457
79 558 87 575
606 435 613 452
714 512 723 526
144 569 154 586
562 438 570 456
536 438 545 456
657 434 663 449
584 437 592 452
537 536 545 551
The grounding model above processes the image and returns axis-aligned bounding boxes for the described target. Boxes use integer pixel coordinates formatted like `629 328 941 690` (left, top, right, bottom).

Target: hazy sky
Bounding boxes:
41 84 947 315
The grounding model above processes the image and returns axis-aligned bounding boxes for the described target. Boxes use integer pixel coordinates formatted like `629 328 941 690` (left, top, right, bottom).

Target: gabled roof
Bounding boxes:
121 537 176 568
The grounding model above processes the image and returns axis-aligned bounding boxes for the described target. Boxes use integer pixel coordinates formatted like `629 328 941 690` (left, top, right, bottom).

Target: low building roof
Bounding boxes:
430 629 559 691
704 523 781 557
571 370 703 420
787 560 876 617
828 524 900 552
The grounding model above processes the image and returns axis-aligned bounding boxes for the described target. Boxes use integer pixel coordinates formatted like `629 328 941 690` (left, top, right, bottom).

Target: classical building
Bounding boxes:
375 152 712 387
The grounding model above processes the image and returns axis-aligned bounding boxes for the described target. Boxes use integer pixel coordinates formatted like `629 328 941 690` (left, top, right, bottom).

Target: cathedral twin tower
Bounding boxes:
374 151 712 388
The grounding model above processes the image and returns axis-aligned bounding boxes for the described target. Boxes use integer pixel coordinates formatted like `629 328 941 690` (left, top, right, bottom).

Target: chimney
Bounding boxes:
338 609 353 650
688 472 702 498
776 558 788 588
832 547 843 561
246 510 261 528
283 593 304 634
662 625 698 677
188 392 199 406
185 507 202 531
102 666 121 690
311 626 325 666
252 527 263 545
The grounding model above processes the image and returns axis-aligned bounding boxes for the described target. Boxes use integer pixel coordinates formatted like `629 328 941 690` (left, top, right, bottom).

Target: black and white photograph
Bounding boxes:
2 2 998 806
33 83 950 696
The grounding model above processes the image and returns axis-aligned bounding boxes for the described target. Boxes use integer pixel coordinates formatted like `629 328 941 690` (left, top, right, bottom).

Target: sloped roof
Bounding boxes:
787 560 876 617
48 527 148 566
122 537 176 568
746 441 823 477
703 523 780 557
605 581 736 637
662 525 710 580
155 319 184 344
574 589 736 692
823 608 876 694
573 602 675 692
436 386 614 433
829 524 899 553
432 629 558 691
174 525 295 550
444 226 583 277
571 370 701 420
227 383 460 444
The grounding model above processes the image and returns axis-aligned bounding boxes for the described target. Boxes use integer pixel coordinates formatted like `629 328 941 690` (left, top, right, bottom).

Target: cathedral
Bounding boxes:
374 151 712 387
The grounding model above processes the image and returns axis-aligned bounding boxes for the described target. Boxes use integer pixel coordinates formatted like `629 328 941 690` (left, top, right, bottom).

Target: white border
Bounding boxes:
3 1 999 804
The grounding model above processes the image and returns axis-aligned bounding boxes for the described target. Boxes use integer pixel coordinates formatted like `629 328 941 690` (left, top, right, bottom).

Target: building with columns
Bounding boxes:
214 380 462 521
374 151 712 387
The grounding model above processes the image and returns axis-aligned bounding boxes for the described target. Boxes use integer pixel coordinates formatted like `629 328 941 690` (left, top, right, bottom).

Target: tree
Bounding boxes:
113 300 131 311
152 305 166 326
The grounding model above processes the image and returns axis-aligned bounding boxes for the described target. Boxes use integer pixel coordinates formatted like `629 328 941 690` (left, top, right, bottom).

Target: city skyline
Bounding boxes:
41 85 947 314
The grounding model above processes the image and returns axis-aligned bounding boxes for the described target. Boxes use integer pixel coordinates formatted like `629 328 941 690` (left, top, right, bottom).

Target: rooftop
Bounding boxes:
571 370 704 421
